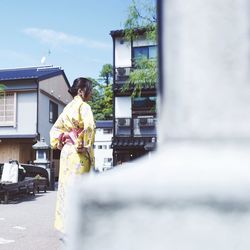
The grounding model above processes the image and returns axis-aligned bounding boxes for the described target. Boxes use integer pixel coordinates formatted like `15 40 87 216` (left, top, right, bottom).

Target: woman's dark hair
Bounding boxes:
68 77 92 98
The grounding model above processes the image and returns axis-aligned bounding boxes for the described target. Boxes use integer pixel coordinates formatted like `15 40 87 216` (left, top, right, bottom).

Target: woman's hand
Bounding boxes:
58 133 66 150
57 142 63 150
75 142 86 153
76 147 85 153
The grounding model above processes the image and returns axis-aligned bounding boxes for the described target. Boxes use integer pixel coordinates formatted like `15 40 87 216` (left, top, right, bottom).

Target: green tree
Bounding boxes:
100 64 113 86
127 57 157 96
100 84 113 119
88 67 113 121
124 0 157 41
87 77 103 120
0 84 5 93
123 0 157 96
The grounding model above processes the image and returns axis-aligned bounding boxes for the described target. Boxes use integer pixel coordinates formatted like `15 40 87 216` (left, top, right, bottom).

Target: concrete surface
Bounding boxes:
0 190 62 250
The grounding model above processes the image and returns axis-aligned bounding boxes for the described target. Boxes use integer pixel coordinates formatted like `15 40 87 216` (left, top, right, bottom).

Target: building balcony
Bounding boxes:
115 67 132 84
115 118 131 136
114 66 157 94
133 117 157 137
115 117 157 138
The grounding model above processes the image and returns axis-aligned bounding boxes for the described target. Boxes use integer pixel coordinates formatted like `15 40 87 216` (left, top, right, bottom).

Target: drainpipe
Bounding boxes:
111 34 116 166
36 79 40 141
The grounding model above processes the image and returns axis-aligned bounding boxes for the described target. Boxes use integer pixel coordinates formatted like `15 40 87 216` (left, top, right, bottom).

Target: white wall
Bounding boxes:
115 38 131 67
95 128 112 141
38 75 72 144
0 91 37 136
115 97 131 118
38 92 65 144
133 37 157 47
115 36 157 68
94 128 113 171
39 75 72 105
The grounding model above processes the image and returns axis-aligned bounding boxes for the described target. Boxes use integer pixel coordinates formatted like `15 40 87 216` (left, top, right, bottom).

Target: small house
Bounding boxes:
0 66 72 164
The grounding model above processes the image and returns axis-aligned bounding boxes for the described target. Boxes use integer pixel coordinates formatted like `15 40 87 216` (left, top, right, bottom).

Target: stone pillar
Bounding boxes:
159 0 250 141
66 1 250 249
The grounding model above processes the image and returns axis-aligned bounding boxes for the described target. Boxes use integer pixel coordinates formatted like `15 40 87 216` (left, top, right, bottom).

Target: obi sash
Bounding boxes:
58 128 83 145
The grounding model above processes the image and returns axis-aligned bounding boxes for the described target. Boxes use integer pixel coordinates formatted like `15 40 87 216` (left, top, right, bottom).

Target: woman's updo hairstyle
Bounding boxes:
68 77 92 98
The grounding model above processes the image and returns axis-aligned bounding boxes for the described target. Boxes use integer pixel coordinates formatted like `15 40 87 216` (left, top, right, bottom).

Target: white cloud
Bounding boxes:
23 28 111 49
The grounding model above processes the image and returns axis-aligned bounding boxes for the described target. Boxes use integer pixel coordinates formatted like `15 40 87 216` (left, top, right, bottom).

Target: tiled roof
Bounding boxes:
110 27 150 38
0 66 67 82
0 134 37 139
96 120 113 128
110 29 125 37
112 137 156 150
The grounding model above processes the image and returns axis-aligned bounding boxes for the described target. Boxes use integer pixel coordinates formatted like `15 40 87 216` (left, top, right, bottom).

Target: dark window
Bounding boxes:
103 128 112 134
132 96 156 114
49 101 58 123
133 45 157 60
38 150 44 159
133 46 149 59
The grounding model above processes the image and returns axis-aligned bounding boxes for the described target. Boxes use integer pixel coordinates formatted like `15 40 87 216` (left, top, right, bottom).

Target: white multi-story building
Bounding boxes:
94 120 113 171
110 29 157 166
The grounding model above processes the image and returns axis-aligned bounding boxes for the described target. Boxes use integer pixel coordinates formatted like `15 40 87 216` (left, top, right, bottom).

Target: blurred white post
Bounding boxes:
159 0 250 141
67 1 250 250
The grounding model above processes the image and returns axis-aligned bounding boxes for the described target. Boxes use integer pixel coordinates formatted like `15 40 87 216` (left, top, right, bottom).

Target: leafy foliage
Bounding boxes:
123 0 157 96
88 76 113 121
0 84 6 93
122 57 157 96
124 0 157 41
99 64 113 86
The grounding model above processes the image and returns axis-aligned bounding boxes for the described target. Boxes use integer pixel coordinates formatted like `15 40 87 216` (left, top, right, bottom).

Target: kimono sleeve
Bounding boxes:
49 113 65 149
79 103 95 148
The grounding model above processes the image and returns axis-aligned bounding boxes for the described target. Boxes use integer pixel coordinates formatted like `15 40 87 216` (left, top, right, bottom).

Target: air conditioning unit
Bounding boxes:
117 67 126 76
116 67 132 81
118 118 130 127
139 117 155 127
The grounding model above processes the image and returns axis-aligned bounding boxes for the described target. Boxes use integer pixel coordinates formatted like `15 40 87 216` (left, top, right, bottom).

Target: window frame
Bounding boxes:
132 45 157 61
49 100 58 124
0 91 17 127
103 128 112 134
132 96 157 115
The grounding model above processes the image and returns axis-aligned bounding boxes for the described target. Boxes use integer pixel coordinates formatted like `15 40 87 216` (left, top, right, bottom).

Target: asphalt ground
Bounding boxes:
0 190 63 250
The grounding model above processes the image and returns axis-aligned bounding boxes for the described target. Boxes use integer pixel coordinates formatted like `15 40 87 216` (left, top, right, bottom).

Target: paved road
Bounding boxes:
0 190 62 250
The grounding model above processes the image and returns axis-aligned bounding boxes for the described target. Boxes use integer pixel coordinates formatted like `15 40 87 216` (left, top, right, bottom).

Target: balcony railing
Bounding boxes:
115 67 132 84
115 117 157 137
133 117 157 137
115 118 131 136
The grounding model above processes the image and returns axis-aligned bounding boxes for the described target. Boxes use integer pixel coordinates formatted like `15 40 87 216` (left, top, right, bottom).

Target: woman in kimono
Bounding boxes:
50 77 95 233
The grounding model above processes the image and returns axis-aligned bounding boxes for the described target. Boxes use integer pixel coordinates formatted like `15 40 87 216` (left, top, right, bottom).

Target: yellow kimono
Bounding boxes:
50 95 95 233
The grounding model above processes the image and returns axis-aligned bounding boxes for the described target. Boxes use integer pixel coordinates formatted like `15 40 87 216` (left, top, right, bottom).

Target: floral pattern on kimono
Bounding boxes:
50 95 95 233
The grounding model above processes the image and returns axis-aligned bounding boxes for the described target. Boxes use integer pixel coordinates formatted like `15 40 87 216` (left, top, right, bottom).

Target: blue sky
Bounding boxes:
0 0 132 84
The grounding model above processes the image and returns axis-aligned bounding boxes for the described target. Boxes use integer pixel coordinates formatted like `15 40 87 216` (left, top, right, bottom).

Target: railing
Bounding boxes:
115 118 131 136
115 117 157 137
133 117 157 137
115 67 132 84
